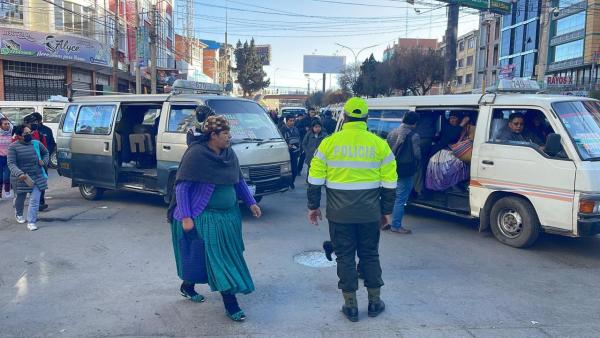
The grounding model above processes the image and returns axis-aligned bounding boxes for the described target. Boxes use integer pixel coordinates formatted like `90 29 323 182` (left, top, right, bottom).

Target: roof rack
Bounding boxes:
171 80 223 95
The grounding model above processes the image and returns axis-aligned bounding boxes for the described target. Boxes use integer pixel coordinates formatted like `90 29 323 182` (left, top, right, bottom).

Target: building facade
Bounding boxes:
175 34 210 82
475 13 502 90
498 0 543 80
201 39 221 85
452 30 479 93
383 38 439 61
540 0 600 93
0 0 175 100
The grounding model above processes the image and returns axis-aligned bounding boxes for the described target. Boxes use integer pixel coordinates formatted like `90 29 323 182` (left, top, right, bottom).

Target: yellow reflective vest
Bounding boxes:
307 121 398 223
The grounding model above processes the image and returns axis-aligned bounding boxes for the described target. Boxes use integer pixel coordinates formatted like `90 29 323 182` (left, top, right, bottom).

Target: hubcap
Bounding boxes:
497 208 523 239
81 185 95 196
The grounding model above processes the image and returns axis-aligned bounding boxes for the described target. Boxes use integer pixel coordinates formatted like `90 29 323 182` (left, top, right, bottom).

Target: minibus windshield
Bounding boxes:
552 100 600 161
205 100 282 143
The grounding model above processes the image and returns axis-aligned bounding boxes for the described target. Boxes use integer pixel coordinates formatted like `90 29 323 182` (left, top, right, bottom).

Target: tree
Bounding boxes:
355 54 388 98
234 38 270 97
391 48 444 95
338 63 361 95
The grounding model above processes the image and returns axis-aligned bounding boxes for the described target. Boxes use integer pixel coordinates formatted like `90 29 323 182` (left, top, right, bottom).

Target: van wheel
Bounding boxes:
49 150 58 169
79 184 104 201
490 196 540 248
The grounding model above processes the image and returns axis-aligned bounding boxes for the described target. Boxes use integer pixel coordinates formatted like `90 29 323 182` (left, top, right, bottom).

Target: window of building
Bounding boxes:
493 46 499 66
553 39 584 62
514 25 524 54
0 0 23 24
503 13 513 28
516 0 526 22
456 76 463 85
525 22 537 51
523 53 535 78
54 1 94 37
495 20 500 40
466 74 473 84
468 38 475 49
556 12 586 36
500 30 512 57
467 55 474 66
75 105 115 135
559 0 580 8
527 0 540 20
459 41 465 51
458 59 464 68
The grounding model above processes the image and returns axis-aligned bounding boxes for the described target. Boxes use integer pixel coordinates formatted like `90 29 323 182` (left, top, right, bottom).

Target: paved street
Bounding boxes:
2 171 600 338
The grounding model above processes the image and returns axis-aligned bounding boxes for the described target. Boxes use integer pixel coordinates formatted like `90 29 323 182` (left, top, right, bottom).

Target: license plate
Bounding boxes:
248 185 256 195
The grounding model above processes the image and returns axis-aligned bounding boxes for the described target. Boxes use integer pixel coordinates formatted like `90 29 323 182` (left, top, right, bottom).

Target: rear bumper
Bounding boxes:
578 216 600 236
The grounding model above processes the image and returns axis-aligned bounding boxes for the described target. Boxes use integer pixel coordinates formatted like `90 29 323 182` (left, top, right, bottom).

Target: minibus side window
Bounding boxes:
0 107 34 124
167 105 196 133
43 107 64 123
489 108 555 146
61 105 78 133
75 105 116 135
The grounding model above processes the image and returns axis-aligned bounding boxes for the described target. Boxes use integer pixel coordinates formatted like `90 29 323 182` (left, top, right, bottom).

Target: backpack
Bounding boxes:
394 131 417 178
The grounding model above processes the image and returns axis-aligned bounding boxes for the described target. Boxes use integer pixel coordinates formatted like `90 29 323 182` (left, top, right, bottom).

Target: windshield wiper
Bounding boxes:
232 137 264 144
256 137 284 145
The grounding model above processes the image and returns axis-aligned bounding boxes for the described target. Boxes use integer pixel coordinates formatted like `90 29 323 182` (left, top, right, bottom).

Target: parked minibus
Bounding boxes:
336 82 600 247
56 81 292 204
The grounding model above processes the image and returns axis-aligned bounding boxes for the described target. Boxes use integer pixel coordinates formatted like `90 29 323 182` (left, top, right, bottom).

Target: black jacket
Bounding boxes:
38 124 56 153
279 125 301 152
322 116 337 135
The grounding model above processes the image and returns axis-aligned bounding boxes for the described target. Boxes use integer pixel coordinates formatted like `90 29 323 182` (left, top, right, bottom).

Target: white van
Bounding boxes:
337 92 600 247
0 100 66 167
56 82 292 204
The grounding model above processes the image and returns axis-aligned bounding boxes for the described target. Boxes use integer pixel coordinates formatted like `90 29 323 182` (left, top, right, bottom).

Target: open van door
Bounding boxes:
56 104 78 178
70 103 119 193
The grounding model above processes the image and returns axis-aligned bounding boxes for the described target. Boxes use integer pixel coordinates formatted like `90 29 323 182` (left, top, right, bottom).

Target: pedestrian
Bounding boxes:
301 120 328 174
24 113 49 211
32 112 54 210
385 111 421 234
0 117 13 198
295 112 310 176
307 97 397 322
168 115 262 322
279 115 301 189
7 125 49 231
322 110 337 135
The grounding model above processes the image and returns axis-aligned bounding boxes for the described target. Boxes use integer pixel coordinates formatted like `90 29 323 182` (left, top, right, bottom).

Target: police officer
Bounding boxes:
307 97 397 322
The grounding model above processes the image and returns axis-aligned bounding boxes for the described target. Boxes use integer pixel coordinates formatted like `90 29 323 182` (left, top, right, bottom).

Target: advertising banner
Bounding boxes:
0 27 111 66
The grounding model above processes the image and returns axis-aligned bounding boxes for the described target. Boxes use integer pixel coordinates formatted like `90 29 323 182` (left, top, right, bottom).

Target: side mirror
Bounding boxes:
545 133 562 157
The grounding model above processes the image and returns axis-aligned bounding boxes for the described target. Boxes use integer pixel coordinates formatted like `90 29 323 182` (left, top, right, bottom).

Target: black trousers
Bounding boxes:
297 151 306 174
289 150 299 183
329 221 383 292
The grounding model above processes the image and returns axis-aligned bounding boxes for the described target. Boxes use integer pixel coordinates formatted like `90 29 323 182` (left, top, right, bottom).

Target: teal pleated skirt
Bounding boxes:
171 185 255 295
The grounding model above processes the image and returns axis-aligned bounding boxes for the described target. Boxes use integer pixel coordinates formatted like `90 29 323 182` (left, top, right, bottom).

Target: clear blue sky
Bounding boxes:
174 0 479 89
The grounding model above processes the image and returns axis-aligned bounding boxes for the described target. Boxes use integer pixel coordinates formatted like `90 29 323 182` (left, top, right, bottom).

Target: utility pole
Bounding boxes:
134 0 141 94
150 4 157 94
443 2 459 94
223 0 228 89
112 0 120 92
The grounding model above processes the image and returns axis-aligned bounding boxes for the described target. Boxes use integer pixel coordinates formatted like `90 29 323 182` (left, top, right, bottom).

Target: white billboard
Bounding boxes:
303 55 346 74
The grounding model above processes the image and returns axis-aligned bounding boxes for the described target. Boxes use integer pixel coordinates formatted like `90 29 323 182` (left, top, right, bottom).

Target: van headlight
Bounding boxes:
241 167 250 180
579 195 600 214
280 162 291 174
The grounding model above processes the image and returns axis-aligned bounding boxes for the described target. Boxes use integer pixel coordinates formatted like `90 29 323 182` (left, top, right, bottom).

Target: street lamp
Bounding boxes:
273 67 280 88
305 73 310 94
335 42 378 64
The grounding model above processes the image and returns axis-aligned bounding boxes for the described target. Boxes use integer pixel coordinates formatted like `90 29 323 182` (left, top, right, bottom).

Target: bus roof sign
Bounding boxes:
172 80 223 95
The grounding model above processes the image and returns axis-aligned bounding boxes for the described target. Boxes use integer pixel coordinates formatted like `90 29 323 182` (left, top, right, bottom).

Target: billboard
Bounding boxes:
303 55 346 74
256 44 271 66
0 27 111 66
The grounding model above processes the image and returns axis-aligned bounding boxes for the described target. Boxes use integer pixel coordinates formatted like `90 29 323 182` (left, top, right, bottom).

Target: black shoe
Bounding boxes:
368 300 385 317
39 204 48 212
290 182 295 190
323 241 333 261
342 305 359 322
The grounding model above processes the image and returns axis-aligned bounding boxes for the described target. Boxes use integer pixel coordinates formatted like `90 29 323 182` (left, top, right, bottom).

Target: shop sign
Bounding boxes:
0 27 111 66
546 75 573 87
498 64 515 79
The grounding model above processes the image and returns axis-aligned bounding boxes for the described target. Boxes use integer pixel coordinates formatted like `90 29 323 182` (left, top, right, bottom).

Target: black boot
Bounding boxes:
342 292 358 322
368 300 386 317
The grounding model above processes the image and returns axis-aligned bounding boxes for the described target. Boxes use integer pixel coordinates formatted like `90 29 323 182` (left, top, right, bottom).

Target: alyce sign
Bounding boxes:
546 75 573 87
0 27 111 66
